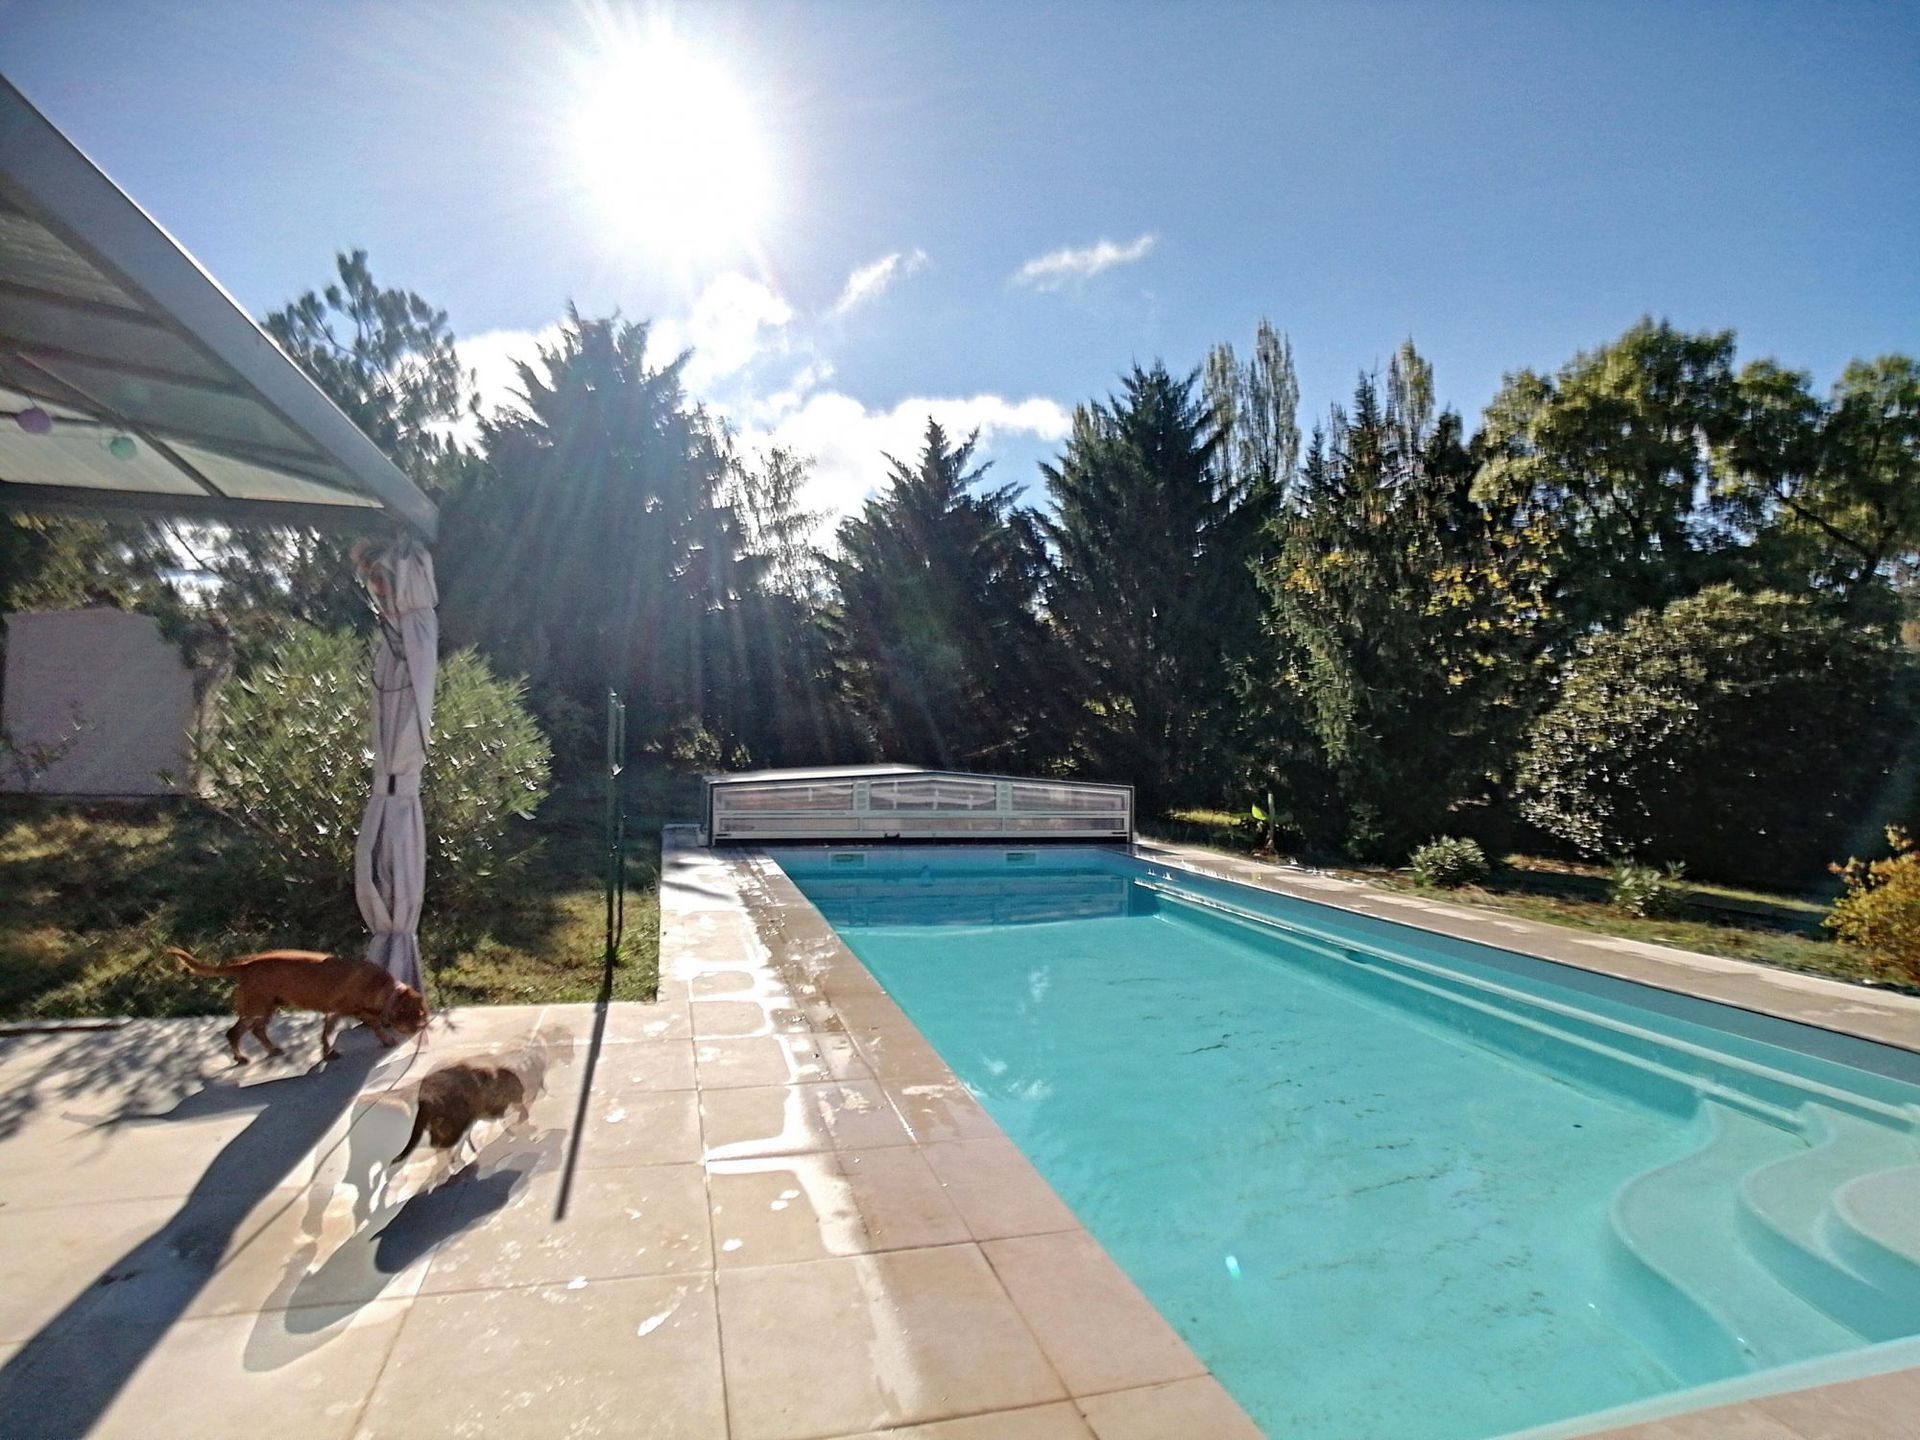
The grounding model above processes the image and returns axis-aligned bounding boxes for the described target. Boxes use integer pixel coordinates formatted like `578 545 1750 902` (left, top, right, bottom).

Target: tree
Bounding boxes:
263 249 475 485
717 443 867 765
1473 319 1738 636
441 311 758 761
1517 586 1908 885
198 252 479 654
1204 319 1301 507
726 442 826 604
1256 364 1551 858
826 421 1058 769
1044 362 1257 808
1715 354 1920 615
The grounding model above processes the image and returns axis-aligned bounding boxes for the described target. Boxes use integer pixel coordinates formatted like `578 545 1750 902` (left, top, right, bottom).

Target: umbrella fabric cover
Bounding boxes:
353 538 438 994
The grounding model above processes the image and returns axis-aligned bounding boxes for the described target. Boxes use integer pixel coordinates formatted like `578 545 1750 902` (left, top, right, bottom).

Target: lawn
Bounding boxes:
1150 813 1912 997
0 769 695 1022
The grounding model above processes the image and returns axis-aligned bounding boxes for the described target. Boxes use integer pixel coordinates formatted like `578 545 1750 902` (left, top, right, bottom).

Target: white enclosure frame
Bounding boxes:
705 765 1133 844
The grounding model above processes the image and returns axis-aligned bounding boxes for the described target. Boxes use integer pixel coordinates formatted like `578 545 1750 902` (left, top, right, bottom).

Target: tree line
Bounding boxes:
4 253 1915 888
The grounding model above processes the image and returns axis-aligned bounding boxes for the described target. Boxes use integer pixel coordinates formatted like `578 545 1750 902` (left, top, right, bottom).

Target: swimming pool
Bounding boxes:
767 845 1920 1440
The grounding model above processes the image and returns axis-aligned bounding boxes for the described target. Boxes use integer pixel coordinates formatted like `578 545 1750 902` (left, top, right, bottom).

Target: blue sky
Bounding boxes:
4 0 1916 517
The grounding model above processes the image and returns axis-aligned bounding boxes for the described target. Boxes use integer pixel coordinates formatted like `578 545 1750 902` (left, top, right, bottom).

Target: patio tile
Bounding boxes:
837 1146 974 1252
922 1138 1080 1240
707 1146 967 1266
547 1087 704 1170
983 1231 1203 1396
1754 1367 1920 1434
356 1274 726 1440
579 1037 696 1092
716 1244 1067 1439
187 1182 439 1318
882 1078 1001 1144
1576 1409 1804 1439
833 993 918 1035
418 1161 710 1294
590 1000 693 1043
0 1195 179 1341
701 1080 914 1159
417 1004 548 1047
817 963 890 1002
0 1058 374 1209
826 1402 1096 1438
849 1028 954 1081
695 1032 872 1089
690 998 784 1037
690 968 761 999
1076 1376 1264 1440
0 1298 408 1440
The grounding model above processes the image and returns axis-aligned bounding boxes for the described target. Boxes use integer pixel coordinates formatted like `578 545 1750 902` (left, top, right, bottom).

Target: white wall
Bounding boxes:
1 609 196 795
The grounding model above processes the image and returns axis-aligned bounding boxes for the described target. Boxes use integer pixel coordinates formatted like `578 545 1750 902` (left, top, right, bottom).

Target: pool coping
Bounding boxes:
713 830 1920 1440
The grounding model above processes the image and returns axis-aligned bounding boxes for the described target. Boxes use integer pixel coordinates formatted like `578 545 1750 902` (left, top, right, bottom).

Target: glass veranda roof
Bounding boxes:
0 77 435 537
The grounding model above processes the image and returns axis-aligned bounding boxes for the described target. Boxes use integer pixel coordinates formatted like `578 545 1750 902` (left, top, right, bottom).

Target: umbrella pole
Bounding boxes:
603 689 627 972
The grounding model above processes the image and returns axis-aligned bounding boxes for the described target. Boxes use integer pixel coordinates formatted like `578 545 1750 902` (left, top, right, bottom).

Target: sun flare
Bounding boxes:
570 27 772 260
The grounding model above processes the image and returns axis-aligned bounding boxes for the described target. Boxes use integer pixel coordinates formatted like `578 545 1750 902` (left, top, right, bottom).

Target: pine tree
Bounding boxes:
441 311 757 759
826 421 1058 769
1044 362 1260 808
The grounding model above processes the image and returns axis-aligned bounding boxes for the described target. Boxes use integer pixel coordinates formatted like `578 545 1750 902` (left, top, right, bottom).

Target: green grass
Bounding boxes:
0 769 697 1023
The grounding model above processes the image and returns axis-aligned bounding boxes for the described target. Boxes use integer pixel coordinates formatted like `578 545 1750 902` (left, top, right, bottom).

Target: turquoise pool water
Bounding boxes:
769 846 1920 1440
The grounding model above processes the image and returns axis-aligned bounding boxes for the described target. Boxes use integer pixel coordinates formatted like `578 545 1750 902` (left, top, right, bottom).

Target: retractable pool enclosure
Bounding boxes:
704 765 1133 844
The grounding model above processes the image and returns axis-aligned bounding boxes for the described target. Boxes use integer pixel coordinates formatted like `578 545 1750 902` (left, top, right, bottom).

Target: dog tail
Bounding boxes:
393 1106 428 1164
167 946 246 976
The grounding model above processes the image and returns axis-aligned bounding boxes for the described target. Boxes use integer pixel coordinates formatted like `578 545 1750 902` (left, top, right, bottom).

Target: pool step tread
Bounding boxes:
1735 1105 1920 1339
1825 1165 1920 1297
1607 1102 1862 1374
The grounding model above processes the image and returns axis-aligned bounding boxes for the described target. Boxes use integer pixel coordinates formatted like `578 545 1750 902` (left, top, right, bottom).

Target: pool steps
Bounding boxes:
1606 1103 1857 1378
1141 879 1920 1380
1736 1109 1920 1340
1828 1167 1920 1296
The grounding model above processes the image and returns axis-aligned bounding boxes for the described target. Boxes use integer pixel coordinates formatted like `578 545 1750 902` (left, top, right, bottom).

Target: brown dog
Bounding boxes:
168 947 428 1064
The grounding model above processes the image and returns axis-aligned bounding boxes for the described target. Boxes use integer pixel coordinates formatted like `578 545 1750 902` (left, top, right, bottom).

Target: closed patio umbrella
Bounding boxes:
353 538 438 994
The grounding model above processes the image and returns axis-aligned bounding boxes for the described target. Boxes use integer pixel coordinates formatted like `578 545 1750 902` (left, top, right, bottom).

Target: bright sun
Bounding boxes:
571 27 772 260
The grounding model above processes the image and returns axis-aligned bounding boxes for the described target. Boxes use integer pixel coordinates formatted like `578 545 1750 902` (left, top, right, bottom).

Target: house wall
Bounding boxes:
1 608 196 795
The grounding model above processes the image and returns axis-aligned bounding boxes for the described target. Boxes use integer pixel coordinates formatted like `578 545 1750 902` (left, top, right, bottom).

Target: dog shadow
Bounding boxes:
252 1121 566 1354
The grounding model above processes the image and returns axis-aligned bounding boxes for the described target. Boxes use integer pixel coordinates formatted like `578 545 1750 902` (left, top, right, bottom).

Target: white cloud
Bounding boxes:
737 390 1071 524
453 323 565 441
1012 233 1157 291
652 272 796 389
830 248 929 316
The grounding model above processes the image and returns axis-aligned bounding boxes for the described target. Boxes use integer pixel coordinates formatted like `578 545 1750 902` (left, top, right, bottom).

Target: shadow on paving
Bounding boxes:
0 1037 381 1440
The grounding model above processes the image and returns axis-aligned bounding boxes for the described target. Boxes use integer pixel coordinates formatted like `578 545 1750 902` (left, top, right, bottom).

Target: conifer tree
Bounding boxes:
1044 363 1260 808
826 422 1058 769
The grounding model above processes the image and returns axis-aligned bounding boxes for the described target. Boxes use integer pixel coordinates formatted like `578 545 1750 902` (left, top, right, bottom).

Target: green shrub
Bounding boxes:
1518 586 1907 886
1827 828 1920 984
1608 859 1686 918
196 627 551 918
1409 836 1490 888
